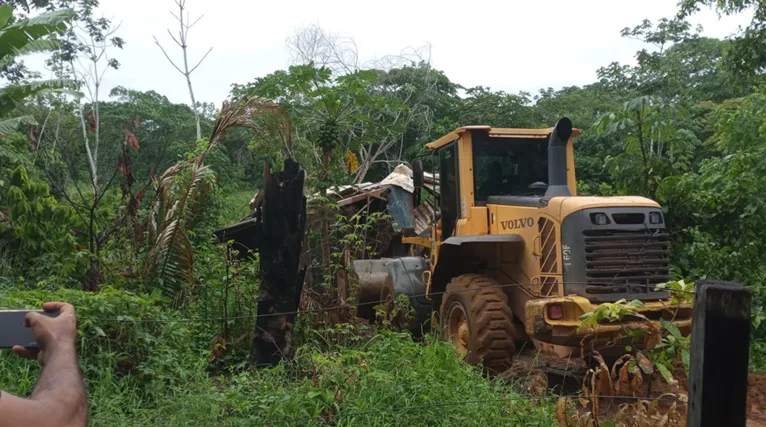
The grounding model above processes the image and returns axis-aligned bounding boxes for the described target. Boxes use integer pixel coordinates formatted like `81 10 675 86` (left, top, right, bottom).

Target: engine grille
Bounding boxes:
583 228 670 294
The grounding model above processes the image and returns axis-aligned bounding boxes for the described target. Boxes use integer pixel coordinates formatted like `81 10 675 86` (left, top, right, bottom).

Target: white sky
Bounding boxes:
30 0 753 106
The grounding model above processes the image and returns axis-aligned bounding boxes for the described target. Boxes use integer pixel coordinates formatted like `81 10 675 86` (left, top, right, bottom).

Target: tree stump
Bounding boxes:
251 159 307 366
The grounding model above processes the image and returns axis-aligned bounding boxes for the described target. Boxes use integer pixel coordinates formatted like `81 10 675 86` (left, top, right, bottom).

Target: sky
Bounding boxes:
29 0 753 106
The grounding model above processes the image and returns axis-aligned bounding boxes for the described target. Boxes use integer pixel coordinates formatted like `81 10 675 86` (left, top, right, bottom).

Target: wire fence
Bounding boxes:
73 281 693 324
90 393 691 427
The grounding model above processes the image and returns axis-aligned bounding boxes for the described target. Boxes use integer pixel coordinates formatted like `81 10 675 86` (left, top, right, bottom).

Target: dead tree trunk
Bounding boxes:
251 159 307 366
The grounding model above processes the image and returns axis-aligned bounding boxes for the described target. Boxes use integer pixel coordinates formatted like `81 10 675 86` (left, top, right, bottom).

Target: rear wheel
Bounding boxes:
379 279 405 328
440 274 515 373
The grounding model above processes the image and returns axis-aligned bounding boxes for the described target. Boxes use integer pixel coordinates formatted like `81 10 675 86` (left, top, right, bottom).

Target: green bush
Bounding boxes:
0 133 81 283
0 287 555 426
0 287 213 422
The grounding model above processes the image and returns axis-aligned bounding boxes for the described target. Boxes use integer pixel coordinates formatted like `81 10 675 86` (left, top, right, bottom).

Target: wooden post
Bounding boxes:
251 159 307 366
687 280 751 427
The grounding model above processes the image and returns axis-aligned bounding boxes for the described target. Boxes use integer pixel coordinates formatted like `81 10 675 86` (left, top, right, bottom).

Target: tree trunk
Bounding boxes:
251 159 307 366
182 43 202 141
83 207 101 292
319 150 331 271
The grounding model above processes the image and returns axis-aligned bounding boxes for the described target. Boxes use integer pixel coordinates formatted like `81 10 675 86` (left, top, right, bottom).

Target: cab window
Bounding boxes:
473 135 548 204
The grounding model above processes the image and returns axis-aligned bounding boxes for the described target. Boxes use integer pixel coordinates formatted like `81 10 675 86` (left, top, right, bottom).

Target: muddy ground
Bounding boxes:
505 351 766 426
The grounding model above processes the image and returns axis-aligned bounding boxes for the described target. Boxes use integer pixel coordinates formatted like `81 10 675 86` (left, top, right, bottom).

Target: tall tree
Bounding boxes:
678 0 766 79
154 0 211 141
37 0 125 291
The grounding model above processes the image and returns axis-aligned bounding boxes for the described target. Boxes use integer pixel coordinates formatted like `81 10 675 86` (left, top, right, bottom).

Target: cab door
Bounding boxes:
439 142 460 240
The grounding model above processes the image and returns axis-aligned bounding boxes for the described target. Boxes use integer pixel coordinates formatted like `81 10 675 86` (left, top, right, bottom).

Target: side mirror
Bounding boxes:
413 159 424 189
412 159 424 208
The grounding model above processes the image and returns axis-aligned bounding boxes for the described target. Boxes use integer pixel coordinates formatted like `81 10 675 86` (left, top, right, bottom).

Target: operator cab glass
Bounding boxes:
472 132 548 206
439 143 460 239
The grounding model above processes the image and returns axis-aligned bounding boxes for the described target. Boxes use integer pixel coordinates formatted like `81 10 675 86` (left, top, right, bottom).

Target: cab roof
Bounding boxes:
425 125 582 150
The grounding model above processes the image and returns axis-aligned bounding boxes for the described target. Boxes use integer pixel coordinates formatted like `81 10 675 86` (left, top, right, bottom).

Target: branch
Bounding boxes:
188 14 204 29
95 166 120 204
153 36 185 74
188 47 212 74
167 29 184 48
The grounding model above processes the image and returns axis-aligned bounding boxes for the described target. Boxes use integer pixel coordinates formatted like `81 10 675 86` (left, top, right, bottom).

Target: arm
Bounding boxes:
0 302 87 427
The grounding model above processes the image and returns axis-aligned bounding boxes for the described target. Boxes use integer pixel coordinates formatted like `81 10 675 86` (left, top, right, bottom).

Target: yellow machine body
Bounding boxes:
405 124 691 355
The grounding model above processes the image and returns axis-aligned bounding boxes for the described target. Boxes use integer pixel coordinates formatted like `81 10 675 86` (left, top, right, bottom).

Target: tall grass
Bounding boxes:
0 288 555 426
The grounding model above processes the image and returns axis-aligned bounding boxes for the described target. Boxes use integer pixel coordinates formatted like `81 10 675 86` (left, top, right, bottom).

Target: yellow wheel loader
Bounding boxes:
353 118 691 373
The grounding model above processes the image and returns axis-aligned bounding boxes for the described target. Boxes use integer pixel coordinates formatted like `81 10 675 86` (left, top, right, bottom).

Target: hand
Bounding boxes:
12 302 77 365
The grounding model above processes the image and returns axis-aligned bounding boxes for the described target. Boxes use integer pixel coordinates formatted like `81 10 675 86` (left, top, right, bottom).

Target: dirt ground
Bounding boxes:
748 373 766 426
505 353 766 426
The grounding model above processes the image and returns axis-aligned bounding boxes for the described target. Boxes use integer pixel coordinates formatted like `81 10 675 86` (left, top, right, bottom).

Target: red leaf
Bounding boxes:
134 115 141 128
126 197 139 218
124 130 140 152
87 115 96 132
135 191 145 202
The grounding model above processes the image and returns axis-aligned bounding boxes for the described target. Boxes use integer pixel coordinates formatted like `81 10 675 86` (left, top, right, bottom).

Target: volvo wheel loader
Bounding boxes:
353 117 692 373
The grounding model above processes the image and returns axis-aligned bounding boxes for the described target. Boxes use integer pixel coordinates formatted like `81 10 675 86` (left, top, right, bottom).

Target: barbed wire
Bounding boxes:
90 393 690 427
74 280 692 324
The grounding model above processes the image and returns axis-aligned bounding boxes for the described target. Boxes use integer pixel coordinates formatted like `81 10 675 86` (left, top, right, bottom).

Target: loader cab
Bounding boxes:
472 132 549 204
424 124 580 240
438 142 460 239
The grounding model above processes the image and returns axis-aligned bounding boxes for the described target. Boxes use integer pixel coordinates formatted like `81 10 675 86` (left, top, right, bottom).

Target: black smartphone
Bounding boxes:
0 310 60 349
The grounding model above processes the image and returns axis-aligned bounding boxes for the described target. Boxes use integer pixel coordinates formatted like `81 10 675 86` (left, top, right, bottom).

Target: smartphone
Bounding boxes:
0 310 60 349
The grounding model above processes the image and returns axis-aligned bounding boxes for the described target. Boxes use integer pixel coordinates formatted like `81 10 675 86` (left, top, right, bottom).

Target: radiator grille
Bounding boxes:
583 228 669 293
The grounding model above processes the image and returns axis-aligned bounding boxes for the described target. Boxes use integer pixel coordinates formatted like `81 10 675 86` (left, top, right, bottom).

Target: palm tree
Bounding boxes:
0 4 74 136
144 96 290 302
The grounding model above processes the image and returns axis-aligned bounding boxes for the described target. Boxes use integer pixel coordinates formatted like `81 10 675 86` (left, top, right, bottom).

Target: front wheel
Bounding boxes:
440 274 516 373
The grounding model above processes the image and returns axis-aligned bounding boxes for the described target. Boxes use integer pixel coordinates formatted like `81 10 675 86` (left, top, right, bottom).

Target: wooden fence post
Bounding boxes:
687 280 751 427
251 159 307 366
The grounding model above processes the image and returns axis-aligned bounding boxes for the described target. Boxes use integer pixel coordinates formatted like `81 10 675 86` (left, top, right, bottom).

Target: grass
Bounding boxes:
0 287 556 426
215 185 257 226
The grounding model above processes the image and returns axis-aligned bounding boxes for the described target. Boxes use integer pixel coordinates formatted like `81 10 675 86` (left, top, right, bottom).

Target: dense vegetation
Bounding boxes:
2 0 766 424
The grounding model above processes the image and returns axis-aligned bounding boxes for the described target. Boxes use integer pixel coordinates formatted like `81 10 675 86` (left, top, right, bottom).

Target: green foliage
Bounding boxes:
102 86 206 179
655 279 695 306
233 64 421 188
678 0 766 80
596 95 689 195
144 159 217 298
0 4 76 135
578 299 646 329
193 241 259 368
657 91 766 337
648 319 691 384
0 5 72 71
0 132 79 282
5 1 766 419
0 286 212 422
0 288 553 426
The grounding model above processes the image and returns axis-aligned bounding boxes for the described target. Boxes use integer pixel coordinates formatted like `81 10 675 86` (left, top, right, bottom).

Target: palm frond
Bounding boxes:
144 162 216 300
144 218 194 299
203 96 292 164
144 95 289 299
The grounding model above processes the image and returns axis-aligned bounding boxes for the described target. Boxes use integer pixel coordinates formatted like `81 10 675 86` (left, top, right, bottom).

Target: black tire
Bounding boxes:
440 274 515 373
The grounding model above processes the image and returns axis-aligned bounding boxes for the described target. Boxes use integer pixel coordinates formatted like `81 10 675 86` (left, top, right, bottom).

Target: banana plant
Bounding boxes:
0 4 76 136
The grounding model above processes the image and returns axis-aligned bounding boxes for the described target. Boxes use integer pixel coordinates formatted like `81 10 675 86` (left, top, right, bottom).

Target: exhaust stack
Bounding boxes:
545 117 573 197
